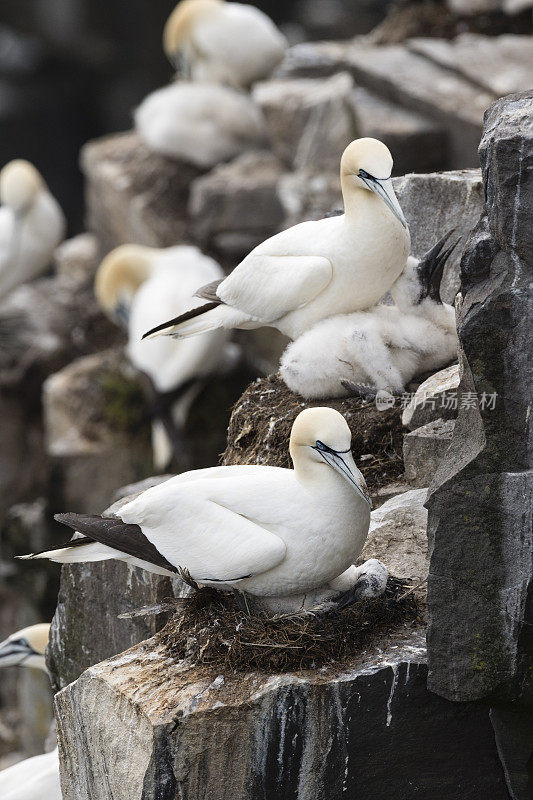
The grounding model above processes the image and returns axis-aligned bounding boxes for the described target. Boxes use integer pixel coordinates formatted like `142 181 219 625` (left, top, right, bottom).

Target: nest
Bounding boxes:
158 578 422 673
222 374 404 492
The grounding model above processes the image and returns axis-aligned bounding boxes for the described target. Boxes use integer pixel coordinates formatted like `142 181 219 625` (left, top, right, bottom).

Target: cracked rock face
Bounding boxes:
426 91 533 705
54 630 509 800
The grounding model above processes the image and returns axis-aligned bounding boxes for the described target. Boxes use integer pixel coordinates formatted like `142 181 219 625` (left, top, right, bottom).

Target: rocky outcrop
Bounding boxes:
46 475 185 692
402 364 460 430
43 348 153 515
426 91 533 720
362 488 429 584
81 133 202 253
55 628 510 800
403 419 455 488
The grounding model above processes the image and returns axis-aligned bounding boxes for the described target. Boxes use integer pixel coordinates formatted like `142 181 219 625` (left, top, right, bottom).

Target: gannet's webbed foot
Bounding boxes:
342 381 378 400
309 559 388 618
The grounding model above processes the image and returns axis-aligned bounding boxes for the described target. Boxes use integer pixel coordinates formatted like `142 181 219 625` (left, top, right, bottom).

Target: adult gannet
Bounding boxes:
0 161 65 300
134 82 267 168
280 234 459 399
144 138 410 343
163 0 287 89
0 624 61 800
21 408 380 611
95 244 232 469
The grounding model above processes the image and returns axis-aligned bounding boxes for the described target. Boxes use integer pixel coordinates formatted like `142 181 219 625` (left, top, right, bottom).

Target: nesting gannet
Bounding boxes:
21 408 384 611
134 82 266 168
95 244 232 469
0 161 65 300
0 623 61 800
280 234 459 399
163 0 287 89
144 138 410 343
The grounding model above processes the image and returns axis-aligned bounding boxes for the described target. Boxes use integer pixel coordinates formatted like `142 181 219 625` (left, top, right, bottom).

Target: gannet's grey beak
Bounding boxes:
314 444 372 507
359 173 407 229
0 637 32 668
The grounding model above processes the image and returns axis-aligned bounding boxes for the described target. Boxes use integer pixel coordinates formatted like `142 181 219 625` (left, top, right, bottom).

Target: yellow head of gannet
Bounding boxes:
0 160 44 214
163 0 222 65
289 407 370 504
0 623 50 671
95 244 154 326
341 138 407 228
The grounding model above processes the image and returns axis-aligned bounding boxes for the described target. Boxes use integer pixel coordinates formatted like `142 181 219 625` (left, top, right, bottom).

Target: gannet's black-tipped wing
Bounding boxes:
54 513 179 573
142 301 219 339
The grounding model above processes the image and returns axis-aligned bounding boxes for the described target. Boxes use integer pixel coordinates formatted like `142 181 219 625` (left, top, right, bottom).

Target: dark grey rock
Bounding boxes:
490 706 533 800
54 629 510 800
426 91 533 703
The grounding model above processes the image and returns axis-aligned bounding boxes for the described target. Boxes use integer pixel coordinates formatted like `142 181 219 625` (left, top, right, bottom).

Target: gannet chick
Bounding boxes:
0 160 65 300
163 0 287 89
144 138 410 343
280 233 458 399
95 244 232 469
134 82 266 168
22 408 381 611
0 623 61 800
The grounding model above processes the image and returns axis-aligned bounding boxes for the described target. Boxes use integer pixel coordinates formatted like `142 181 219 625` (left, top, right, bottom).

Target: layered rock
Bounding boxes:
81 133 202 253
55 629 510 800
426 91 533 717
403 419 456 489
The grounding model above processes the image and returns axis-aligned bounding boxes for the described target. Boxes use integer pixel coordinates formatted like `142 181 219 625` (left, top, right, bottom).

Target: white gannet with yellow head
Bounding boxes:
0 161 66 300
21 408 387 614
95 243 233 469
0 623 61 800
280 233 459 399
143 138 410 343
163 0 287 89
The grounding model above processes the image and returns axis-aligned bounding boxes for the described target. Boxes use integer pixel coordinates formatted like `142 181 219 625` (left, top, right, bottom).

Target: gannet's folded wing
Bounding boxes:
217 255 332 322
123 497 287 583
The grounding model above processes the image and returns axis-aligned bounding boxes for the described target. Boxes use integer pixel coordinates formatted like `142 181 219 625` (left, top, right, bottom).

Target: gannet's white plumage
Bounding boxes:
144 138 410 342
134 82 266 168
0 161 65 300
95 244 232 468
280 234 459 399
163 0 287 89
0 623 61 800
23 408 373 603
1 748 61 800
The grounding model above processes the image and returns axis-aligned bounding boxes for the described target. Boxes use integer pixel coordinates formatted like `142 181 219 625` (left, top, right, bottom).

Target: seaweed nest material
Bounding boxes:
158 578 422 673
222 374 404 492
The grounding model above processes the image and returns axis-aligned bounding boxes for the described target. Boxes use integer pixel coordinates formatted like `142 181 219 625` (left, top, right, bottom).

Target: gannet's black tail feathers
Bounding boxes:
18 513 178 575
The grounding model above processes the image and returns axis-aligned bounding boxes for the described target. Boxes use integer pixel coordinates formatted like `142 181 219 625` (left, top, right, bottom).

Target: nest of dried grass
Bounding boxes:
158 578 422 673
222 374 404 492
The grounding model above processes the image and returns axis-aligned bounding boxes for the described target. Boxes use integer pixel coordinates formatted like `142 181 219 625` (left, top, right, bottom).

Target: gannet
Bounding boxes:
0 623 61 800
95 244 232 469
144 138 410 343
163 0 287 89
21 408 381 610
135 82 266 168
0 161 65 300
280 233 459 399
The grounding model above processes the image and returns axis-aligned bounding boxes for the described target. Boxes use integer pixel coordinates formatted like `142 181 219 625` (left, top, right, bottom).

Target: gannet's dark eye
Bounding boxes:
315 440 327 451
358 169 373 181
